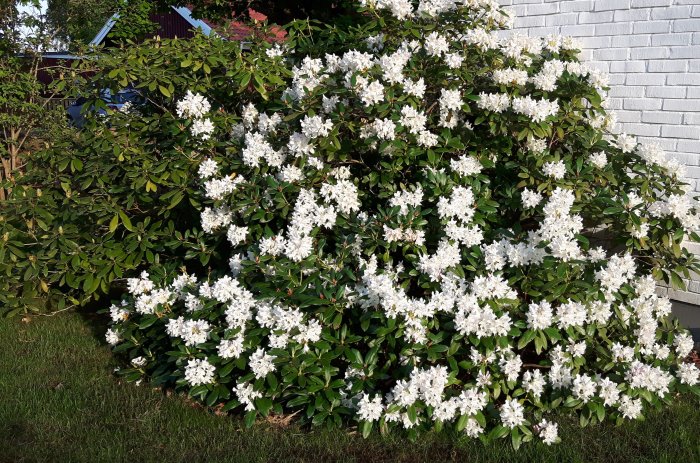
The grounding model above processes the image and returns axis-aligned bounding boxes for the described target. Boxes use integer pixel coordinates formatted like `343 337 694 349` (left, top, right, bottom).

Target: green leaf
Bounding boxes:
118 211 134 232
670 271 685 290
361 420 373 438
267 374 278 391
489 425 509 440
255 398 273 416
244 410 257 428
511 428 522 450
139 316 158 329
517 330 536 349
109 215 119 233
456 414 468 432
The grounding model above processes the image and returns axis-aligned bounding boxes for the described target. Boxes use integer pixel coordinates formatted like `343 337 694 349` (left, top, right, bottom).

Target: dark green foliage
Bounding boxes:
46 0 116 45
0 32 289 316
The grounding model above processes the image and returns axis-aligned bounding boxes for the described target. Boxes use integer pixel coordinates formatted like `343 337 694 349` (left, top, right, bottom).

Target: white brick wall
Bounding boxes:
500 0 700 191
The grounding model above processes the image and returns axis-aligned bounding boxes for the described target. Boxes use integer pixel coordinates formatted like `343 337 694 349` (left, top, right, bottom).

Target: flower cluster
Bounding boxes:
176 90 214 140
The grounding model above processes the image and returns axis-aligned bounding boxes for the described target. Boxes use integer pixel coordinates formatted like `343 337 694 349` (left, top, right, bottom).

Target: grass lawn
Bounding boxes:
0 311 698 463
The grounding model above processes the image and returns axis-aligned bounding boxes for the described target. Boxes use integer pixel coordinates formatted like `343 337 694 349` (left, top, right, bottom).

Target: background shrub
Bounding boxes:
0 31 291 315
104 0 700 448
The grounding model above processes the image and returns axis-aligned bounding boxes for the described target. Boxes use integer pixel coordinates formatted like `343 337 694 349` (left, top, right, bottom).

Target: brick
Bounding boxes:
510 4 530 16
651 6 692 19
647 60 688 72
605 98 623 109
593 47 630 60
578 49 594 61
608 73 626 85
544 13 578 26
579 11 615 23
585 36 613 48
630 0 671 6
633 20 671 34
596 22 633 35
651 33 693 46
615 110 643 122
664 99 700 110
694 5 700 17
589 61 611 72
687 280 700 294
527 3 560 15
625 73 667 85
621 122 662 136
646 86 686 98
614 8 651 21
527 26 560 36
693 32 700 44
671 46 700 59
516 15 547 27
673 19 700 32
612 34 651 47
667 73 700 85
669 152 700 166
685 113 700 125
623 98 664 110
559 24 596 36
608 85 646 97
686 87 700 98
641 111 684 124
678 140 700 153
683 165 700 178
662 125 700 139
610 60 646 72
595 0 631 10
631 46 671 59
561 1 595 12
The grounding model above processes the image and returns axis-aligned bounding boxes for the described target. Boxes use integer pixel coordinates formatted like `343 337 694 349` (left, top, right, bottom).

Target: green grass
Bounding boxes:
0 312 698 463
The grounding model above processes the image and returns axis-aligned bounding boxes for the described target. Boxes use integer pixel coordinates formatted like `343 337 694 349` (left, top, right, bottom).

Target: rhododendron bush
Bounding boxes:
106 0 700 447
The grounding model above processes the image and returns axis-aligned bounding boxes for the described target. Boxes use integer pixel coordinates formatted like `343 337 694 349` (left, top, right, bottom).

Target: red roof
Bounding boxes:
201 8 286 43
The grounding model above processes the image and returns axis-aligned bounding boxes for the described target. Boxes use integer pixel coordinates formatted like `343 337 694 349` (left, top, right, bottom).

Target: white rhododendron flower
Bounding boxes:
521 189 543 209
500 399 525 428
184 358 215 386
105 328 120 345
176 90 211 119
526 137 547 153
616 133 637 153
357 393 384 421
191 118 215 139
198 159 218 179
249 348 276 379
477 92 510 113
235 381 261 411
493 68 528 87
543 160 566 179
301 115 333 139
589 152 607 169
537 419 559 445
677 363 699 385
